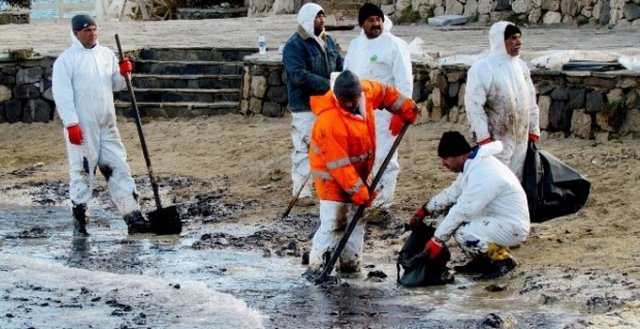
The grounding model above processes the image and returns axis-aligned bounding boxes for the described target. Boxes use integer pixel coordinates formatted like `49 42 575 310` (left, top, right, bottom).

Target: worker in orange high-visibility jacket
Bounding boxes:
306 70 420 275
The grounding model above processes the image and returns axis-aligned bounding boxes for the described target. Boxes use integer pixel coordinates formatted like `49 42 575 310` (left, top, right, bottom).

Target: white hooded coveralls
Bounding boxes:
426 142 530 257
52 32 140 216
465 21 540 181
343 17 413 208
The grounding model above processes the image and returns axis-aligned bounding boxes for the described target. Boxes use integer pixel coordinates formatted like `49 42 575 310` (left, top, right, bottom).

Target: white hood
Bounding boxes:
297 3 323 36
489 21 513 57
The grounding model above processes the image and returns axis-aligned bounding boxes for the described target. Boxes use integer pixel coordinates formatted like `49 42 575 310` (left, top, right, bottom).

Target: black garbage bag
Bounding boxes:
522 141 591 222
397 222 453 287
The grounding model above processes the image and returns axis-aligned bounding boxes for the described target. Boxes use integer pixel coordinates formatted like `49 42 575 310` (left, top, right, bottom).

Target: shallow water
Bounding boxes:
0 205 585 328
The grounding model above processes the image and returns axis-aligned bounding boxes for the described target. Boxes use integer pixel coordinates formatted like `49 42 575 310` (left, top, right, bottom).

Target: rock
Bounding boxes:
571 109 592 139
0 84 11 102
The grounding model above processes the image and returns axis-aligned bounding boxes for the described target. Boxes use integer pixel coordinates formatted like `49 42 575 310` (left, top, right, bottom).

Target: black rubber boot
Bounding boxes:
123 211 153 235
72 203 89 237
453 255 491 274
478 257 517 280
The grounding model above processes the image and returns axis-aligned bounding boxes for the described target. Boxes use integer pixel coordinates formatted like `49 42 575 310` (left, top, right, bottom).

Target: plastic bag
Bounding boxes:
397 222 453 287
522 142 591 222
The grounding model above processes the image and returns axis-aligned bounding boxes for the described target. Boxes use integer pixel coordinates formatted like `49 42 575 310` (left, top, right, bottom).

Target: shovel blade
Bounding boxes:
148 205 182 235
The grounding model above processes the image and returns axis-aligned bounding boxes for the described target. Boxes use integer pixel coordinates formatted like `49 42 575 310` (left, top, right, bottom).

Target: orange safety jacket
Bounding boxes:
309 80 418 204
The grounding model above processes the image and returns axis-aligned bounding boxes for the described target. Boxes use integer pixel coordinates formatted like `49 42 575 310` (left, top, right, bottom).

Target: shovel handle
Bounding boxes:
315 122 411 284
115 34 163 210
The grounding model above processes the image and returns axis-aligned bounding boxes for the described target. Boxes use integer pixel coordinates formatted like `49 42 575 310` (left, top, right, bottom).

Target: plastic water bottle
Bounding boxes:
258 34 267 55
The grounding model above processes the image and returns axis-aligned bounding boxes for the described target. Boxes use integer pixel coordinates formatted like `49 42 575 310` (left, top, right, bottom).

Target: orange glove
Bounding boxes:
477 138 492 146
389 114 404 136
425 238 443 259
351 185 370 206
119 58 133 77
66 124 83 145
406 206 428 230
528 133 539 142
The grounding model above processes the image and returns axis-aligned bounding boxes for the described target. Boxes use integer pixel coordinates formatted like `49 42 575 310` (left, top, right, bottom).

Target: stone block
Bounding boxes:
444 0 464 15
542 0 560 11
549 100 571 131
267 70 282 86
538 95 552 129
607 88 624 104
5 100 22 123
623 3 640 21
626 90 639 109
262 101 284 118
14 84 40 99
543 11 563 24
551 87 569 101
448 82 460 99
457 83 466 107
512 0 533 13
570 109 592 139
620 109 640 135
478 0 494 14
495 0 511 11
586 91 603 113
250 75 267 98
16 67 43 85
567 88 585 110
463 0 478 17
25 99 53 123
266 85 288 104
0 84 11 102
616 78 637 89
249 97 262 114
560 0 579 16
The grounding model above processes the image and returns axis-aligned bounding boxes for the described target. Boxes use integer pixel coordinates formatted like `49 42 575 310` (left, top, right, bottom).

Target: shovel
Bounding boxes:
315 122 410 284
115 34 182 235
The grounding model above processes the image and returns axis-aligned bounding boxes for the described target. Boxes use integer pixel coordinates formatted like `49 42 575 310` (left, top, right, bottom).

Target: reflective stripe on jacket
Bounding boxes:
309 80 417 203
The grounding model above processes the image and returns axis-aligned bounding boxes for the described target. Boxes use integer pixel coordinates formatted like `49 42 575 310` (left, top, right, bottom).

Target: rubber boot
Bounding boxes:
72 203 89 237
123 211 153 235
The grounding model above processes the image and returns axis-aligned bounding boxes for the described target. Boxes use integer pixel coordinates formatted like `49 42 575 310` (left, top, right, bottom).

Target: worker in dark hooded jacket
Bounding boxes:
283 3 343 205
306 70 419 275
465 21 541 181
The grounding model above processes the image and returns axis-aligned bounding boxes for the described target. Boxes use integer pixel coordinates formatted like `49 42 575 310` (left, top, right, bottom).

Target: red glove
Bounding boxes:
66 124 83 145
406 206 428 230
351 185 370 206
477 138 492 146
119 58 133 76
528 133 539 142
425 238 443 259
389 114 404 136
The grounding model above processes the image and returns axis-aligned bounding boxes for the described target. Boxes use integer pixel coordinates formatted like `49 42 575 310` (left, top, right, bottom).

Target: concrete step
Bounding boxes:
131 74 242 89
133 59 244 75
138 47 257 62
114 101 238 118
116 88 240 103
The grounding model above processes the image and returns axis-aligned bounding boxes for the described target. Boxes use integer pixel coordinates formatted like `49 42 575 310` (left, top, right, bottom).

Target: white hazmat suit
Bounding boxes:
343 17 413 209
427 142 530 257
465 21 540 181
52 32 141 218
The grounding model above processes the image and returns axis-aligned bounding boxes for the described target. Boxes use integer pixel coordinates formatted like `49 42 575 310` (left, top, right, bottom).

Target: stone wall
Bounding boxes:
0 57 56 123
247 0 640 28
242 55 640 139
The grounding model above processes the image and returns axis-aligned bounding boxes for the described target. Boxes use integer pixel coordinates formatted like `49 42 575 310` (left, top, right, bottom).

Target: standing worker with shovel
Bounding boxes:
306 70 419 276
52 14 152 236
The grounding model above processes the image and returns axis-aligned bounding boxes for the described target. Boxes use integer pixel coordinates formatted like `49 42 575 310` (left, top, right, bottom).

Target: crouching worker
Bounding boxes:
406 131 530 279
52 14 152 236
307 70 420 275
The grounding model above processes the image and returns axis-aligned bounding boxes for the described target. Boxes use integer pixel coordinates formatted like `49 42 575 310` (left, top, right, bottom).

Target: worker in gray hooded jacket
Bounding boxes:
465 21 540 181
283 3 343 204
52 14 151 236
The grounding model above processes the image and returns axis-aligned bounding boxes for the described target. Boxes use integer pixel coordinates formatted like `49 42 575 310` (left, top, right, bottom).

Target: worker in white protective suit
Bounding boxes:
52 14 151 236
406 131 530 280
343 2 413 212
465 21 541 181
282 3 343 206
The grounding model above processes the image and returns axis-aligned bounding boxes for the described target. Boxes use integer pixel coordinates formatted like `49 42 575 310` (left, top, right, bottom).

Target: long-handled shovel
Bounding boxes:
281 173 311 219
315 123 410 284
115 34 182 235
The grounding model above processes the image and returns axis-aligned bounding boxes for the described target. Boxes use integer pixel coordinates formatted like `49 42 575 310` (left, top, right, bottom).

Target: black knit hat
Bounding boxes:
333 70 362 99
438 131 471 158
72 14 96 31
504 24 521 39
358 3 384 26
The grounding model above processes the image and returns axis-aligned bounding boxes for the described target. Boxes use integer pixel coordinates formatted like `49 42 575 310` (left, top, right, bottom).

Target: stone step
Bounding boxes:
116 88 240 103
114 101 238 118
138 47 257 62
131 74 242 89
133 59 244 75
